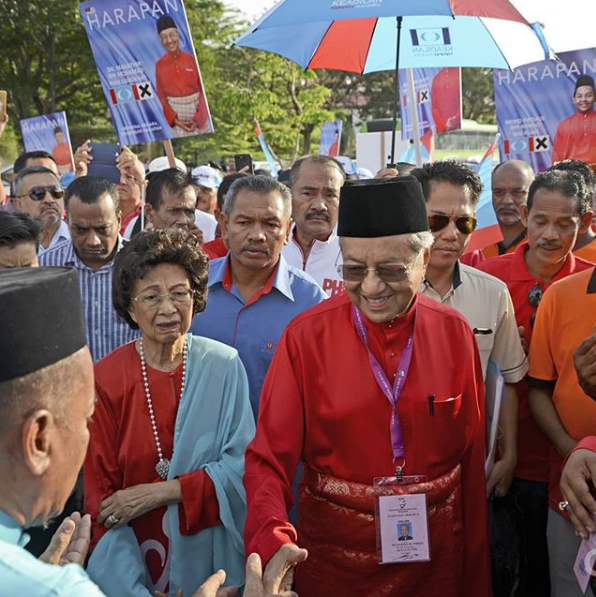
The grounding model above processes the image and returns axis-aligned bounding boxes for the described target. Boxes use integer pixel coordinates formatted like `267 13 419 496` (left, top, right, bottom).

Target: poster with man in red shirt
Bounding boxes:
20 111 74 175
81 0 213 146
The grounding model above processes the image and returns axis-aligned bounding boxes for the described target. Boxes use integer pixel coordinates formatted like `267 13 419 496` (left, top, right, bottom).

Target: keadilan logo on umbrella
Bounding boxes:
330 0 385 9
410 27 453 57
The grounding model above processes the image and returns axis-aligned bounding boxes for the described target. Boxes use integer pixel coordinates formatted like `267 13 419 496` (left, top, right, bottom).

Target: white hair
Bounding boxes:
405 231 434 254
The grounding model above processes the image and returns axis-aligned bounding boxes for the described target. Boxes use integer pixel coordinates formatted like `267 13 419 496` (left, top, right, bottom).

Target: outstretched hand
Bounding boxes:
39 512 91 566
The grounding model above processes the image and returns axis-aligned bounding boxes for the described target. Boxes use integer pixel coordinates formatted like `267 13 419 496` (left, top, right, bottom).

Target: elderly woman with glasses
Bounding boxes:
84 228 254 596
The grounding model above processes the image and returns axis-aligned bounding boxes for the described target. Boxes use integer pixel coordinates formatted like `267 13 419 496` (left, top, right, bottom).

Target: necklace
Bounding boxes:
139 337 188 480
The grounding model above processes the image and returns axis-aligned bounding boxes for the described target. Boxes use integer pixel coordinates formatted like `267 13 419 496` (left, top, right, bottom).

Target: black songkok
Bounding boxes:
156 15 177 34
0 267 86 383
338 176 430 238
575 75 596 93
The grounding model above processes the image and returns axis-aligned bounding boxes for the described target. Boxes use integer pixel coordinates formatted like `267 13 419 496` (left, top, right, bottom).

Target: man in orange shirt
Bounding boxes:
550 159 596 263
155 15 212 138
528 261 596 596
552 75 596 166
50 127 73 175
482 160 534 259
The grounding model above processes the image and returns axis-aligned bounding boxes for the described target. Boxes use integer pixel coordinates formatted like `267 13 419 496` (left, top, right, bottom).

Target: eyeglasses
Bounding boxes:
527 283 543 308
491 188 528 200
428 214 478 235
132 288 193 309
337 252 423 283
528 283 543 327
15 185 65 202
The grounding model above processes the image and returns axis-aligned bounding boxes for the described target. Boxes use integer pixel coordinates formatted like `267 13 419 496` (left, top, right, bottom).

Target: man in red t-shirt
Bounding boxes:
477 169 593 595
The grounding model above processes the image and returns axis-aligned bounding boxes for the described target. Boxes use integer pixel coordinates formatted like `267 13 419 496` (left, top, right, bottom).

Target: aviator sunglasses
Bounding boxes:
428 214 477 235
15 185 65 202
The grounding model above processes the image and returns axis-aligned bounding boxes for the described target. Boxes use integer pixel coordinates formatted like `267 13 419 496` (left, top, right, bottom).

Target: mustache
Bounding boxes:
306 212 331 222
240 243 269 255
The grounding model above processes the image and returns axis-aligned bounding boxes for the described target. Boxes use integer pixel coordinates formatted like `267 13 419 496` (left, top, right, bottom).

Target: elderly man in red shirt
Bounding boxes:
155 15 212 138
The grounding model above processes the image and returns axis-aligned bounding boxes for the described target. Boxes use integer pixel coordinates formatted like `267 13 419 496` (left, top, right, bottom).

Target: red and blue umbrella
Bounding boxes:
236 0 552 164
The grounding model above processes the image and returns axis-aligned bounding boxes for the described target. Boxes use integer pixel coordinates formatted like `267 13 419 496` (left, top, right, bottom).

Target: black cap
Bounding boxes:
575 75 595 93
0 267 87 383
157 15 177 34
338 176 430 238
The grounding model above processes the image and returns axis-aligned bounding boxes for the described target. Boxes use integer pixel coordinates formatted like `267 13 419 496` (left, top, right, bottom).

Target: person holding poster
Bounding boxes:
51 127 73 174
552 75 596 166
155 15 211 138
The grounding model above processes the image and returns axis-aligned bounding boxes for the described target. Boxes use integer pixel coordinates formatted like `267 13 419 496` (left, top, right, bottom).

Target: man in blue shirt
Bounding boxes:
191 175 326 416
0 267 104 595
40 176 138 361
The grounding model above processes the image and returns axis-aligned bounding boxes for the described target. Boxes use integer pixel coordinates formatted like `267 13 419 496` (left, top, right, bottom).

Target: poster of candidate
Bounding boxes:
20 111 74 174
399 67 462 141
495 48 596 171
80 0 213 146
319 120 342 156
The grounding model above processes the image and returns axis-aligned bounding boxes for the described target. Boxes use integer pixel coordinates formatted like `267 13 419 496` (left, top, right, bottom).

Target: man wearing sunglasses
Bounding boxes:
413 161 527 504
12 165 69 255
478 169 594 596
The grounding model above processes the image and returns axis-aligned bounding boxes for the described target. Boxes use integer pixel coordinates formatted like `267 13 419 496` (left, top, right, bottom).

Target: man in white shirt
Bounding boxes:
282 156 345 297
413 160 527 501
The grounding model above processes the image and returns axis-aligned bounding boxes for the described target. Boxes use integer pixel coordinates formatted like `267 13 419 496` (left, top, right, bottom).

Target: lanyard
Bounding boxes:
352 305 414 463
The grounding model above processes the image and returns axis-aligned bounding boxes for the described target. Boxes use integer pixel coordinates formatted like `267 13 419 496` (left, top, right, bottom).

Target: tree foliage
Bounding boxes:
0 0 497 165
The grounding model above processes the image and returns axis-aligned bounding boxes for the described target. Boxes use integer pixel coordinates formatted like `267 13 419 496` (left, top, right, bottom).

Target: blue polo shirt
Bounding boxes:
190 255 326 416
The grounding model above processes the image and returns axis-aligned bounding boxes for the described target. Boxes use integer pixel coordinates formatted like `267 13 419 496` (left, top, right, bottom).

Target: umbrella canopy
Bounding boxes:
236 0 551 74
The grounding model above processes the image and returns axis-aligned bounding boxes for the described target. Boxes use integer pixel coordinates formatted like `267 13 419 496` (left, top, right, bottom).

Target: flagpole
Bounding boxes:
389 16 403 167
406 69 423 166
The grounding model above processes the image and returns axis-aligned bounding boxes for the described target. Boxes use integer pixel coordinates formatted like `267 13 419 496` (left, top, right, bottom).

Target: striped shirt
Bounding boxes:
39 239 138 361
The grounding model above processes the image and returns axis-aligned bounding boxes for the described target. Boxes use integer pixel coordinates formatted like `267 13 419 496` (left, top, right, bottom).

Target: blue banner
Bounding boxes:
319 120 342 156
399 67 461 141
80 0 213 146
495 48 596 171
20 111 74 175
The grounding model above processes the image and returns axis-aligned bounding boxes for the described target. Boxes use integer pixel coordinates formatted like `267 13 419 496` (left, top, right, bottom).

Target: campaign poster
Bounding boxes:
20 111 74 174
80 0 214 146
399 67 462 141
495 48 596 171
319 120 342 156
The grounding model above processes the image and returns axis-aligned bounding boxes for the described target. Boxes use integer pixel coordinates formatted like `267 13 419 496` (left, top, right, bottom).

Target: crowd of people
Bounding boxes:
2 138 596 597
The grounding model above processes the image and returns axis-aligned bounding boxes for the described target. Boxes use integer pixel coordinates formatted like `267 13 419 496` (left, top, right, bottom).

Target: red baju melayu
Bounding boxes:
85 342 220 593
244 293 491 597
155 50 209 132
552 110 596 165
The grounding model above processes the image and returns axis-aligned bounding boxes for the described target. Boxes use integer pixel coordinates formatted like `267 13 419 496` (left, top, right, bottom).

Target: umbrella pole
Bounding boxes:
389 15 403 167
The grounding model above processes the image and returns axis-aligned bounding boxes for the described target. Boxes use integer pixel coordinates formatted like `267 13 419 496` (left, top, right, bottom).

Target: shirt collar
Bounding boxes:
291 224 338 248
65 236 124 272
0 510 28 548
422 261 462 295
211 254 295 302
509 241 579 283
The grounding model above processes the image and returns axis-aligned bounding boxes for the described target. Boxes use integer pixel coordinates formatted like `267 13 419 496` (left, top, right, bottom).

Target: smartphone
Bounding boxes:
88 142 121 184
234 153 254 174
0 91 7 121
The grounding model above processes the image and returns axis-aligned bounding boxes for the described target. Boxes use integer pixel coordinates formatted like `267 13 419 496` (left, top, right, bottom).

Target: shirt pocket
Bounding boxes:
432 394 462 417
474 332 495 359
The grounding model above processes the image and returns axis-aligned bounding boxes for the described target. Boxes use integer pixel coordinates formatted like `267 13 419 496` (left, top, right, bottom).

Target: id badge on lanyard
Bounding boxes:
373 474 431 564
353 305 431 564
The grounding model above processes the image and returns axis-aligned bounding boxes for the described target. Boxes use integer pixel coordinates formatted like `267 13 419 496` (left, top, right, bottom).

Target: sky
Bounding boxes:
224 0 276 21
